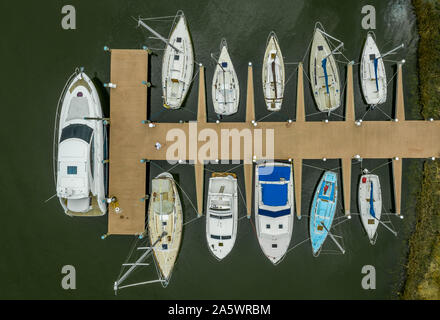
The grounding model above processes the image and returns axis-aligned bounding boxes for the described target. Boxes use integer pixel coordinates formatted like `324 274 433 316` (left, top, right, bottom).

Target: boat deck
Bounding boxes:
107 49 440 235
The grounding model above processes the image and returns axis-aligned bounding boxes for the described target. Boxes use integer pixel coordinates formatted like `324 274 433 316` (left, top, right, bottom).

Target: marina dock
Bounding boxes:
107 50 440 235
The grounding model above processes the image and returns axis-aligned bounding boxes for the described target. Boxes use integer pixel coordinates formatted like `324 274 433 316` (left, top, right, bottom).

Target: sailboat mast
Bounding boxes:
137 19 182 53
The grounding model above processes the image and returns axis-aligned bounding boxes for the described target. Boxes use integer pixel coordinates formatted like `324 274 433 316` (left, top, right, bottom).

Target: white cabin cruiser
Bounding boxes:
360 33 387 106
148 172 183 286
212 39 239 116
55 70 107 216
161 11 194 109
262 32 285 111
206 173 238 261
254 162 294 264
309 25 341 114
358 170 382 244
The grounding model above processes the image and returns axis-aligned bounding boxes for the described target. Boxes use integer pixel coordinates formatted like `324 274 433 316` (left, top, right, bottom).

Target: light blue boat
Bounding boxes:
310 171 338 256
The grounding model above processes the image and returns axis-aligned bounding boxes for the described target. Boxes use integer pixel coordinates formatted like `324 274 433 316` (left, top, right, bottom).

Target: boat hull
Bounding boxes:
358 174 382 244
309 28 341 113
148 172 183 285
262 33 285 111
162 14 194 109
206 173 238 260
310 171 338 256
56 70 107 216
254 162 294 264
360 34 387 105
212 39 239 116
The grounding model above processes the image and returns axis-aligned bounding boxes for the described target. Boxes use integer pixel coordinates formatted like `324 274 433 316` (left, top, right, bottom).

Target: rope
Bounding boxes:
183 215 200 226
369 159 393 174
173 179 200 217
286 237 310 254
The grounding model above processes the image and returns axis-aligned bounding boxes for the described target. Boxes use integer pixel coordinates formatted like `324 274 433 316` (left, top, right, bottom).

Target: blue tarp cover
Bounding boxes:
258 166 290 182
259 208 291 218
261 184 288 206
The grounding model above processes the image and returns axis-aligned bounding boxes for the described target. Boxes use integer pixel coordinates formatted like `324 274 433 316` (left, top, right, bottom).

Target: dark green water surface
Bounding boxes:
0 0 422 299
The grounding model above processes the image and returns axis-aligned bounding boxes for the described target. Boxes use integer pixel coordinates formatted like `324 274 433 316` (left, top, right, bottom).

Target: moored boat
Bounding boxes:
309 25 341 114
310 171 338 256
206 173 238 260
360 33 387 106
55 69 107 216
161 11 194 109
254 162 294 264
358 170 382 244
212 39 239 116
262 32 285 111
148 172 183 286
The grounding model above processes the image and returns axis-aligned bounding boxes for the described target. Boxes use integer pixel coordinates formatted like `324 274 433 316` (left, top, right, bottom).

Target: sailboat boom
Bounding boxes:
137 19 182 53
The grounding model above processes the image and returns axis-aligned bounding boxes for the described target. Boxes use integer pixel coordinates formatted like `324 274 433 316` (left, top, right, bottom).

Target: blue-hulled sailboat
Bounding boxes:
310 171 338 256
254 162 294 264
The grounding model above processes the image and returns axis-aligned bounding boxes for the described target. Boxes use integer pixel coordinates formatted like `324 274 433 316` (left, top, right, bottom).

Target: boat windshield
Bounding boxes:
60 124 93 144
209 199 231 211
153 192 173 215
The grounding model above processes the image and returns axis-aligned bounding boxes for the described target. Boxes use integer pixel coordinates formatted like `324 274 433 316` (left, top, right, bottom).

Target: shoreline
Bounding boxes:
402 0 440 300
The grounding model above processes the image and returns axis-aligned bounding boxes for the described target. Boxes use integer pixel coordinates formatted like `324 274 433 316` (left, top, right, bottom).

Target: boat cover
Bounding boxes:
258 166 290 182
261 184 288 206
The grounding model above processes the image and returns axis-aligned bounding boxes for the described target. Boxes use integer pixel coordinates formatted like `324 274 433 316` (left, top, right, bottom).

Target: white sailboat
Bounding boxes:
148 172 183 285
262 32 285 111
138 11 194 109
360 33 387 106
358 170 382 244
206 173 238 260
55 69 107 216
212 39 239 116
254 162 294 264
309 24 342 114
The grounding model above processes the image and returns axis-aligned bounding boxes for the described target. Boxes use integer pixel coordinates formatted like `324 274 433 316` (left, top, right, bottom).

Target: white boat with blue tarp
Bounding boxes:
360 33 387 106
309 24 342 114
310 171 338 256
254 162 294 264
358 171 382 244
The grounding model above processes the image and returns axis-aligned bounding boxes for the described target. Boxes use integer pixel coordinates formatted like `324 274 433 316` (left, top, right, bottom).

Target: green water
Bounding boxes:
0 0 422 299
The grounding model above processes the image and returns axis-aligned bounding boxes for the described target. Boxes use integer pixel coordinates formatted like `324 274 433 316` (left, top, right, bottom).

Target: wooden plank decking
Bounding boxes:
107 49 148 235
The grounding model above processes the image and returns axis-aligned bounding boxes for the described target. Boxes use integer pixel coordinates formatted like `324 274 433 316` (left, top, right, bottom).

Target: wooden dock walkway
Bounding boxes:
107 51 439 235
107 49 148 235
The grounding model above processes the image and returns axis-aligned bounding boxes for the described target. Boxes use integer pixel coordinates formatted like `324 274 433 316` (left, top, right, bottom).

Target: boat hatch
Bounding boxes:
171 78 179 83
174 55 180 61
176 37 182 43
369 54 376 60
162 244 168 250
362 177 367 183
218 243 223 247
271 53 276 59
221 62 228 68
317 225 324 231
279 224 283 229
318 45 324 51
266 224 270 229
272 244 277 248
67 166 77 175
368 219 375 224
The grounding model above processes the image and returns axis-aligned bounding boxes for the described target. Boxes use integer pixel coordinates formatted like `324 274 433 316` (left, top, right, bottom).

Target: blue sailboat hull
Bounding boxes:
310 171 338 255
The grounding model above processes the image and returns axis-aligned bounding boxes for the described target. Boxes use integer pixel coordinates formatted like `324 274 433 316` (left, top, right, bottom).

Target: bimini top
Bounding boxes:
258 164 291 218
258 165 291 182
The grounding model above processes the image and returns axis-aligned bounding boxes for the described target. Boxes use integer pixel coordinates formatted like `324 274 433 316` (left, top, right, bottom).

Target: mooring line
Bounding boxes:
286 237 310 254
